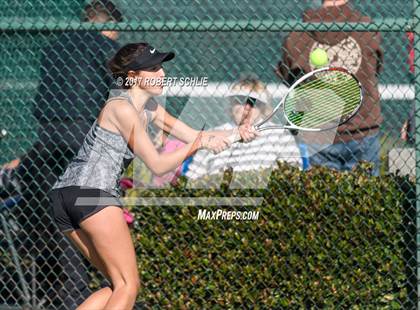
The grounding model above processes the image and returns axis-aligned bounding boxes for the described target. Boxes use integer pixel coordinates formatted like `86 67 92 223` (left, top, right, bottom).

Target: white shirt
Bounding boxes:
186 122 302 180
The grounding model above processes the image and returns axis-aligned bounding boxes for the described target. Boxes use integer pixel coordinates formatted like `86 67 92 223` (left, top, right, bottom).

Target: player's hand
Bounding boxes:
201 133 231 154
238 124 259 143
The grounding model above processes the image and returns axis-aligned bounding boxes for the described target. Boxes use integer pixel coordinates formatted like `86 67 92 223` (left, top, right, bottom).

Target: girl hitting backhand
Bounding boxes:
48 42 257 309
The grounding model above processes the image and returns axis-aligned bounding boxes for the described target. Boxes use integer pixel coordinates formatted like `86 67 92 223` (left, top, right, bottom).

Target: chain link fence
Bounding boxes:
0 0 418 308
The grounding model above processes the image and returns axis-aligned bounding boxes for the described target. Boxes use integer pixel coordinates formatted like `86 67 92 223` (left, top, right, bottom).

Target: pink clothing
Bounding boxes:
123 209 135 225
153 139 185 187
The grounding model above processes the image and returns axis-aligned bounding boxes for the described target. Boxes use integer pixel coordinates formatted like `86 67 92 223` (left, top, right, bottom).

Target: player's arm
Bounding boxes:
152 103 234 142
111 101 207 176
152 103 256 144
151 103 200 143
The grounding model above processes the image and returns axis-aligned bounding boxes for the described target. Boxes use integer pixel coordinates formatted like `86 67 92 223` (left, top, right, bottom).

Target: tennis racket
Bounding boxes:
229 67 363 143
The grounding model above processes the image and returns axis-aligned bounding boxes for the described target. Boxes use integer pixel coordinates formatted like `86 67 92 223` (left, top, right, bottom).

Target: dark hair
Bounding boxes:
108 43 149 89
83 0 123 22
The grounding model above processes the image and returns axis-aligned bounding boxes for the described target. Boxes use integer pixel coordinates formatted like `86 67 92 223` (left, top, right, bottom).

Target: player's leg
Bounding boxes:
78 206 140 310
64 229 114 310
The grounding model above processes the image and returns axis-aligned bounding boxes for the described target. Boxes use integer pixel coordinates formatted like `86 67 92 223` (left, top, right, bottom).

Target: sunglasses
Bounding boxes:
229 95 265 107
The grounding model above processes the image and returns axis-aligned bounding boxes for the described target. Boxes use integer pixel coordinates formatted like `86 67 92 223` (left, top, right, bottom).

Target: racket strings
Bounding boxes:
284 72 360 128
286 101 357 128
286 85 359 121
258 72 348 125
286 90 359 128
285 76 358 113
287 99 358 128
286 73 359 108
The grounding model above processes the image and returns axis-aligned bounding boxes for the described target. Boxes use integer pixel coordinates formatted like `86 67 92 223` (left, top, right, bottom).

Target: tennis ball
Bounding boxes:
310 48 329 68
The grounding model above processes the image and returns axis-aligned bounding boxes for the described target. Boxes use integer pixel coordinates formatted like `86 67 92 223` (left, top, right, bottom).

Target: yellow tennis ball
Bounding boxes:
310 48 329 68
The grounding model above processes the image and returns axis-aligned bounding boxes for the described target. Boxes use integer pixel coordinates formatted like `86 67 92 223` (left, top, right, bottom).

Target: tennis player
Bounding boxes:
48 42 256 309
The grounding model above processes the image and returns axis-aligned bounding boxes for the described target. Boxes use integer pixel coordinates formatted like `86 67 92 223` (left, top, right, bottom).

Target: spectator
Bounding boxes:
276 0 383 176
185 77 302 180
1 1 123 308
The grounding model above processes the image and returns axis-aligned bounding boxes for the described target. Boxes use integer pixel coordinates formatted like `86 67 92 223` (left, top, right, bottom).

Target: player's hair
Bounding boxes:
230 77 273 117
108 43 150 89
83 0 123 22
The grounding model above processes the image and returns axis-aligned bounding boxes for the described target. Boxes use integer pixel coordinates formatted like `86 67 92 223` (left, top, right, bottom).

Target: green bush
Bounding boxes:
102 163 412 308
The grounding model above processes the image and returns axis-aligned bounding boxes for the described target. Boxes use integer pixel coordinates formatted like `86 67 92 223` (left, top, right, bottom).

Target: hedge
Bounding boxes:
92 163 414 308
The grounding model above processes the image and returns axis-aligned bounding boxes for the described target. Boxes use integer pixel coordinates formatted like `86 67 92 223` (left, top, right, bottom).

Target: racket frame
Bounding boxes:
255 67 364 132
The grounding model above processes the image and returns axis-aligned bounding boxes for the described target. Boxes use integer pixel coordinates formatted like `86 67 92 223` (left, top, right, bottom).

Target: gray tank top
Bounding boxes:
52 93 152 197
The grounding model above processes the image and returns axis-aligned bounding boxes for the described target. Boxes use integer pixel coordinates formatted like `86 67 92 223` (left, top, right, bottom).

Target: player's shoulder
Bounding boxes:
105 97 138 120
106 96 132 108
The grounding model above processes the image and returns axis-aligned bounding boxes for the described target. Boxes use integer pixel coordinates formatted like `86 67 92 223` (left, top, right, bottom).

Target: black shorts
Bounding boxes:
48 186 123 232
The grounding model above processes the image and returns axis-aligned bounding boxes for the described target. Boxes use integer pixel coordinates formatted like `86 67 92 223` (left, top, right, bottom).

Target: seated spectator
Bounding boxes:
185 77 302 180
